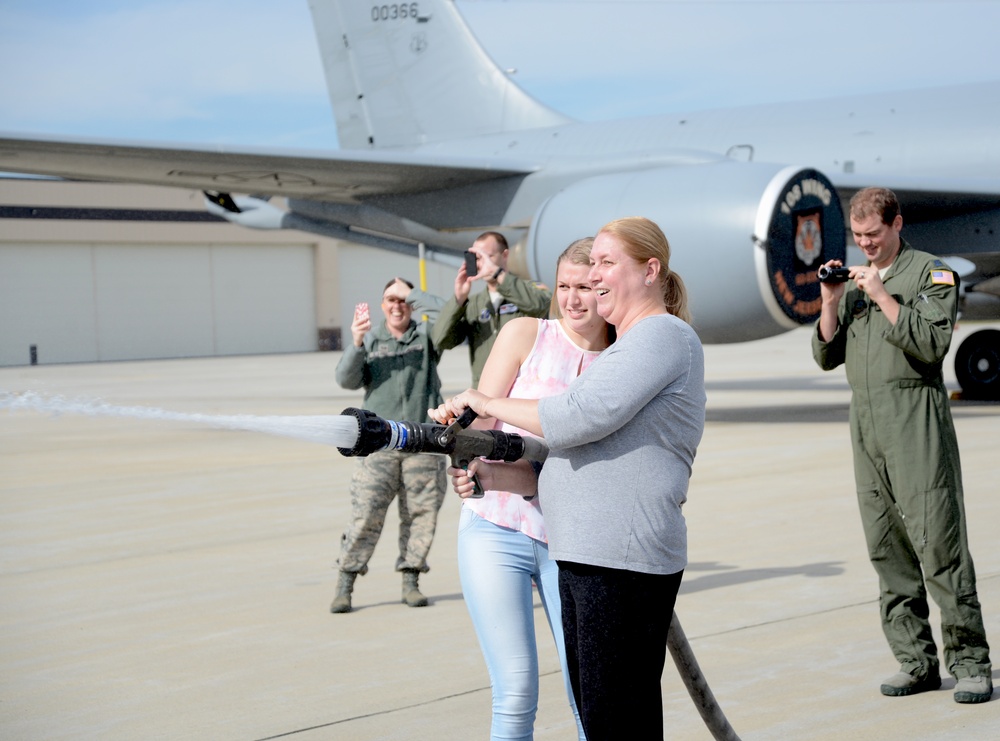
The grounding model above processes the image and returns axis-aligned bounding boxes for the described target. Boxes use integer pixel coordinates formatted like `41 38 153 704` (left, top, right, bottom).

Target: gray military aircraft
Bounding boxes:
1 0 998 396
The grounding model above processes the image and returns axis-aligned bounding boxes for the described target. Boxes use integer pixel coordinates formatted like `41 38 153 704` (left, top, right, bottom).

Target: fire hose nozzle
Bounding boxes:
437 406 479 448
337 407 548 499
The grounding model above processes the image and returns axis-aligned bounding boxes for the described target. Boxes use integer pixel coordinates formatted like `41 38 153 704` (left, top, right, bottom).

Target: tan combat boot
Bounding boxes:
329 571 357 614
401 569 428 607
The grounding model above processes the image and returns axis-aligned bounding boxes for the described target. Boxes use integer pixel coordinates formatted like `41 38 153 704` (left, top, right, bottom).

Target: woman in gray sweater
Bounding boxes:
436 217 706 741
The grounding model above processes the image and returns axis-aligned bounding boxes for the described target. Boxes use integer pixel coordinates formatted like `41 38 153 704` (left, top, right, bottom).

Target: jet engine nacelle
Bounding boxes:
523 162 846 343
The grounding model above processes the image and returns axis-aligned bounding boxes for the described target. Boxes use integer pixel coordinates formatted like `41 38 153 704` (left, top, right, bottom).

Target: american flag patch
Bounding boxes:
931 270 955 285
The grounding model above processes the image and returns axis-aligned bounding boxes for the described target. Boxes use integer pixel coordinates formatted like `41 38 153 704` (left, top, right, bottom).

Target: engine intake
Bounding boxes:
522 162 845 343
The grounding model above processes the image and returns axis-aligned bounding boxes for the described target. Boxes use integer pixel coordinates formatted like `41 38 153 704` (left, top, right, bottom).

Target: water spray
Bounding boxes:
336 407 547 498
0 390 359 448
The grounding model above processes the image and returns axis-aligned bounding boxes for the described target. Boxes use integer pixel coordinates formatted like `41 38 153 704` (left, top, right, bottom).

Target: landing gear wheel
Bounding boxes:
954 329 1000 400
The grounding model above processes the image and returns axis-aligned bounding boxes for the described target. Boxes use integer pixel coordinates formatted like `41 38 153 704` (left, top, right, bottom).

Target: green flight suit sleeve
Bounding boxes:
881 268 957 366
812 298 849 371
407 288 447 327
335 339 369 390
430 294 470 351
497 273 552 318
408 288 448 361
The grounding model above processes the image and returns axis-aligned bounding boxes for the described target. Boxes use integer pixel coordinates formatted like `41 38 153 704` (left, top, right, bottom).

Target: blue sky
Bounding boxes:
1 0 998 151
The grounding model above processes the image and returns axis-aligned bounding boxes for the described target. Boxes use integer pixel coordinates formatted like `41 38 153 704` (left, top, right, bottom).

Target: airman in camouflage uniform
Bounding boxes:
331 277 448 613
339 449 445 576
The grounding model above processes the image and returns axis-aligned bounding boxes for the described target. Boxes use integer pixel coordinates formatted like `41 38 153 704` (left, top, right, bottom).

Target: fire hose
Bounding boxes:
337 407 741 740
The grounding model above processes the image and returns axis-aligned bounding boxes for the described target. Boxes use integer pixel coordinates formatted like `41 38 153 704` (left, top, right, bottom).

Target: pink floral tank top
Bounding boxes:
464 318 603 542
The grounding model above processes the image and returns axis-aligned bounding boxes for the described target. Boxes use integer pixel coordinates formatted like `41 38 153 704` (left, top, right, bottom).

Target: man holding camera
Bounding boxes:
432 231 551 386
813 187 992 704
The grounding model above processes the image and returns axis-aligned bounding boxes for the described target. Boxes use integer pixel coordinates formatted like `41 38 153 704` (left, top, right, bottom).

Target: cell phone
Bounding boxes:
464 250 478 277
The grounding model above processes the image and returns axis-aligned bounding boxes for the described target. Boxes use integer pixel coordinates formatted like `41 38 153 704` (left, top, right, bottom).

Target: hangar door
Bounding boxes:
0 242 316 366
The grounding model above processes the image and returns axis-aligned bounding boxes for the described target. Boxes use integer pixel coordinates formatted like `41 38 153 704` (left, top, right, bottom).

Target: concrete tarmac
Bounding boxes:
2 324 998 740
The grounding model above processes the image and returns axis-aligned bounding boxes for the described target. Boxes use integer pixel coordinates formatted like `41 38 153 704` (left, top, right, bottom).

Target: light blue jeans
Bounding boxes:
458 507 586 741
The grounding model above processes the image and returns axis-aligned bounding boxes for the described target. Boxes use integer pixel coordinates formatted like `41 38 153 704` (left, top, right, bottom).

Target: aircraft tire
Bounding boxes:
954 329 1000 400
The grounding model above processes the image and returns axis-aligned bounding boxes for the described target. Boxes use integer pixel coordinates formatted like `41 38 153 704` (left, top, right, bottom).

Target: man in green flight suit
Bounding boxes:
432 231 552 386
813 187 992 704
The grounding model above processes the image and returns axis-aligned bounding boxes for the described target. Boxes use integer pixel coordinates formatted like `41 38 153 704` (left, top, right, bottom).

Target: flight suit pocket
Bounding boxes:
856 487 894 560
919 487 972 596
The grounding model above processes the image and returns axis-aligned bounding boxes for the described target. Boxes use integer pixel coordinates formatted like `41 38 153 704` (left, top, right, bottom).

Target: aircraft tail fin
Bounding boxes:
308 0 570 150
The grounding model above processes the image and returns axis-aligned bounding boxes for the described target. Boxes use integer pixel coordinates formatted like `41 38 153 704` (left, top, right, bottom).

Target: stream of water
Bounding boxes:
0 391 361 449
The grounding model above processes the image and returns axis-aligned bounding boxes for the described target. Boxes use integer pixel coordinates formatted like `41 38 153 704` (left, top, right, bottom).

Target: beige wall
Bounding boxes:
0 178 461 366
333 242 460 346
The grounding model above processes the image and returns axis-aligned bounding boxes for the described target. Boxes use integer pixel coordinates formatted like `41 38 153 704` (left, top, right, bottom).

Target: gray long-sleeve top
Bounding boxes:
537 314 706 575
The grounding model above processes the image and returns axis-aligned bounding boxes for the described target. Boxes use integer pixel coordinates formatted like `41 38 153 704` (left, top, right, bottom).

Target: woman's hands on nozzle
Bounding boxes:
429 388 492 425
447 460 483 499
447 459 539 500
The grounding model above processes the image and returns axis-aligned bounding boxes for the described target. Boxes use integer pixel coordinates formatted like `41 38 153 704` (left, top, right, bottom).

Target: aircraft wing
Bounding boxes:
0 133 535 204
831 173 1000 219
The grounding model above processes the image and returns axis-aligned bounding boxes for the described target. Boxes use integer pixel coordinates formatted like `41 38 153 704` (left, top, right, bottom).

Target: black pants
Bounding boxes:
558 561 684 741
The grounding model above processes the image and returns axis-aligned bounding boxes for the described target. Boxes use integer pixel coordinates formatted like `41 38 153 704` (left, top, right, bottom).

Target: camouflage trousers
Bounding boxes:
337 449 446 575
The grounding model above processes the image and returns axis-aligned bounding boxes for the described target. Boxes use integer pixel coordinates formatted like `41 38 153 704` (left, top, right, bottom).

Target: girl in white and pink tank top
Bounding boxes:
463 318 601 541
